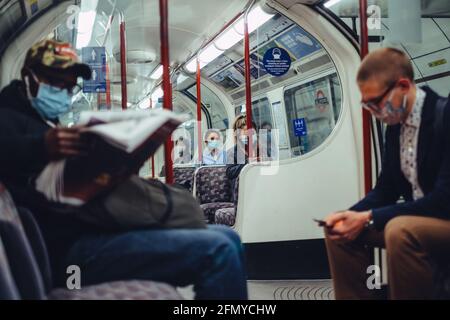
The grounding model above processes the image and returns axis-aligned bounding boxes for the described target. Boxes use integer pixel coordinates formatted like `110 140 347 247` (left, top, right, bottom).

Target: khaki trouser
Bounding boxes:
325 215 450 300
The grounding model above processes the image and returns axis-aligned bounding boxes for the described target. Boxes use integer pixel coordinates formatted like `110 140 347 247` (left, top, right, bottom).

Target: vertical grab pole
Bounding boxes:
244 1 255 160
119 12 128 110
160 0 174 184
106 62 111 109
359 0 372 194
196 57 203 165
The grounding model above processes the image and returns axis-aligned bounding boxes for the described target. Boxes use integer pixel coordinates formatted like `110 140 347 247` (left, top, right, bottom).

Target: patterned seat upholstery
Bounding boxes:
195 166 235 223
195 166 232 203
49 280 182 300
200 202 234 223
214 207 236 226
173 167 196 192
0 183 182 300
213 176 240 226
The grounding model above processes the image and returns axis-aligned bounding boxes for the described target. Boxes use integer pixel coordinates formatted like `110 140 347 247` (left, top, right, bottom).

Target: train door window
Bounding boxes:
186 84 229 132
235 97 273 130
284 73 342 157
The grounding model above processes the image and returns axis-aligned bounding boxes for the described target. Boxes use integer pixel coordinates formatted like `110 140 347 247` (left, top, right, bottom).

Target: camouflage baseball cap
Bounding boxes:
24 39 91 80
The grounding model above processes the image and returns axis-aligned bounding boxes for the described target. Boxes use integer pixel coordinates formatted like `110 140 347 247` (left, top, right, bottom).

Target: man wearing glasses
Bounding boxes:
323 47 450 299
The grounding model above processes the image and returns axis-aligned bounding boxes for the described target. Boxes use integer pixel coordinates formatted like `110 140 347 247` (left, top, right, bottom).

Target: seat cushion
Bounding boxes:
173 167 196 192
200 202 234 223
214 208 236 226
49 280 183 300
195 167 232 203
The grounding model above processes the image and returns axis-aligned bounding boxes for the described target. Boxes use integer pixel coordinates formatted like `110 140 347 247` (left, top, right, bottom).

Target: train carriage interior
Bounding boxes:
0 0 449 301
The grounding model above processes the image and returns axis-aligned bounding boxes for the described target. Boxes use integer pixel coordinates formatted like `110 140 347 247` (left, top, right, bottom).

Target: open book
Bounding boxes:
36 109 187 205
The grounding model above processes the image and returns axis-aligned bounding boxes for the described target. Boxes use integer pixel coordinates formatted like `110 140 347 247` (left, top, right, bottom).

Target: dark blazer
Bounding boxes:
351 86 450 230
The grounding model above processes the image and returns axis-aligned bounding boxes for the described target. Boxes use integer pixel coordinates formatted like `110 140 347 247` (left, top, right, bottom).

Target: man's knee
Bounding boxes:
385 216 420 251
208 225 243 250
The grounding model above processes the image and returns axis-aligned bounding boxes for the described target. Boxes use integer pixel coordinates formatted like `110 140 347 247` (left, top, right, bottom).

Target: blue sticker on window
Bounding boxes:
82 47 107 93
263 47 291 77
293 118 307 137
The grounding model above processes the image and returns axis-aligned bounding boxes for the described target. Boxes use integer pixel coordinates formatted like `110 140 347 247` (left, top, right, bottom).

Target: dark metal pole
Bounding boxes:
159 0 174 184
119 12 127 110
359 0 372 194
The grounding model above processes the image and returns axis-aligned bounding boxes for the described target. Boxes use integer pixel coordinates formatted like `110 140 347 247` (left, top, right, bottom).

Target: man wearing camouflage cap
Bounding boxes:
0 40 248 300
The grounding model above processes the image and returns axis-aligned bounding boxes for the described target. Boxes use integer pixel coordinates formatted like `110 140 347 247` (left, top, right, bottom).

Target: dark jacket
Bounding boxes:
0 80 99 283
351 87 450 230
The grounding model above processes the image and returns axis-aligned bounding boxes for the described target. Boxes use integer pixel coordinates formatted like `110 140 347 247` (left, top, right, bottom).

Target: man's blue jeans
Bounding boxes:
63 225 248 300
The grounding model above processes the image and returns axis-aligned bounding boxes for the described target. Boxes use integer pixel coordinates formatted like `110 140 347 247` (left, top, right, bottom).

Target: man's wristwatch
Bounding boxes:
365 212 375 230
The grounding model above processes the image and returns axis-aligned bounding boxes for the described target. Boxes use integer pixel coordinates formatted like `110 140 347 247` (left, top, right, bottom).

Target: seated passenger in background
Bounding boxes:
0 40 247 300
202 129 226 165
226 115 258 185
323 47 450 300
174 136 192 164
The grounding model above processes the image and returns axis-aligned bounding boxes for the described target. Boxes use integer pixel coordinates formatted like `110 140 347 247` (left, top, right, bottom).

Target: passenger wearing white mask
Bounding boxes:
202 129 226 165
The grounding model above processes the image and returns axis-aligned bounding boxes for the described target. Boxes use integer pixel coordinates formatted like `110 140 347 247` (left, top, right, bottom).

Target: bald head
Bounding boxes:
357 48 414 87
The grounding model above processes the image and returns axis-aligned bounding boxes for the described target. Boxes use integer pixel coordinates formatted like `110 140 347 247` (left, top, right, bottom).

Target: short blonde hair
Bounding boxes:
357 47 414 86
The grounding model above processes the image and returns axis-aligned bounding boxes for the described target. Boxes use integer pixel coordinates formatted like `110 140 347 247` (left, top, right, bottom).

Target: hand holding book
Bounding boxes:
36 109 187 205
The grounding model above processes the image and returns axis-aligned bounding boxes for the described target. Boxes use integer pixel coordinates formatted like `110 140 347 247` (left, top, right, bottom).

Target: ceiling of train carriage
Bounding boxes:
277 0 450 15
84 0 247 106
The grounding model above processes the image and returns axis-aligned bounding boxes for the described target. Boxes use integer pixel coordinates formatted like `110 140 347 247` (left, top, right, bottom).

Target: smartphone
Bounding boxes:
313 219 327 227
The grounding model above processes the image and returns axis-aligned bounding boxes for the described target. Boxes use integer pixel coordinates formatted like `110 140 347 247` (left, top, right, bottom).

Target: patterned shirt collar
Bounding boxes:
404 87 426 128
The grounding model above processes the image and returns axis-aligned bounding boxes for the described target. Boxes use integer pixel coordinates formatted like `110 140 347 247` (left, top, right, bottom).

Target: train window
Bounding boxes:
186 84 229 131
284 73 342 157
0 1 26 54
235 97 273 130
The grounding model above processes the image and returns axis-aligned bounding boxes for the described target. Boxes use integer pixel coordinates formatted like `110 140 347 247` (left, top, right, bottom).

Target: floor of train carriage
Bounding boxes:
177 280 334 300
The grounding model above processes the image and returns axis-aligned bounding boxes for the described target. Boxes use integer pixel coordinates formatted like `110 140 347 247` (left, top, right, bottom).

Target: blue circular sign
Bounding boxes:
263 47 291 77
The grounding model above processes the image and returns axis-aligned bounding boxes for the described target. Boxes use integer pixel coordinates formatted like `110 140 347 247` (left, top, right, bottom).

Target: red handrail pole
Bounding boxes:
243 7 254 159
119 13 127 110
106 62 111 109
160 0 174 184
196 58 203 164
359 0 372 194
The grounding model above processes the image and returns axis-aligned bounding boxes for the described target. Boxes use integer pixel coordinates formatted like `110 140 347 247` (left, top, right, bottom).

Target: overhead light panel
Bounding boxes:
234 5 274 35
151 87 163 103
324 0 342 8
214 25 244 50
198 44 223 64
138 98 151 109
75 0 99 49
150 65 163 80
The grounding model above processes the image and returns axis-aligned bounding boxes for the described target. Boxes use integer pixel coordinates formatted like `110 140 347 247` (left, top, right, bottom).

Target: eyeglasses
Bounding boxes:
361 81 397 113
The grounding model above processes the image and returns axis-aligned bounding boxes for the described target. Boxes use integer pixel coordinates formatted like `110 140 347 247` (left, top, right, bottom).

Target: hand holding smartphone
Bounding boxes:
313 219 328 227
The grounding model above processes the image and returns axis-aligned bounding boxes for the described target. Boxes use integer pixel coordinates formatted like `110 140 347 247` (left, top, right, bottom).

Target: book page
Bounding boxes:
79 109 188 153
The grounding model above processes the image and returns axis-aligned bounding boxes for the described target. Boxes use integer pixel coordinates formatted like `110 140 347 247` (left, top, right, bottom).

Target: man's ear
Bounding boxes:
398 78 412 92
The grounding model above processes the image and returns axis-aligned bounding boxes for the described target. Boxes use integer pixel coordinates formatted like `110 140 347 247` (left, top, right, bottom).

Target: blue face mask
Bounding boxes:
26 75 72 120
208 140 220 149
